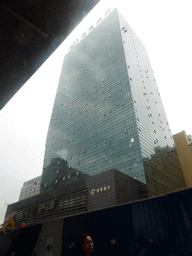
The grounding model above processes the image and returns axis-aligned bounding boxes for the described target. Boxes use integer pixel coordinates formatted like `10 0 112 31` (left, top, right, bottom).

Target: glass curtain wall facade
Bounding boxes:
41 8 186 199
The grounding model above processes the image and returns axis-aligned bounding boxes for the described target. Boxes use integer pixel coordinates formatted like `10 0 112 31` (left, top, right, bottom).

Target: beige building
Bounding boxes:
173 131 192 187
19 176 41 201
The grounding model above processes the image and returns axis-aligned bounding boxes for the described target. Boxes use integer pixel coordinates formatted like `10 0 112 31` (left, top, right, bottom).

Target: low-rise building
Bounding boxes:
6 169 145 227
173 131 192 187
19 176 41 201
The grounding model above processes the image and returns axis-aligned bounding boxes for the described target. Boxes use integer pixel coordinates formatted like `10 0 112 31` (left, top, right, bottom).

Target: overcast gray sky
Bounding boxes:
0 0 191 223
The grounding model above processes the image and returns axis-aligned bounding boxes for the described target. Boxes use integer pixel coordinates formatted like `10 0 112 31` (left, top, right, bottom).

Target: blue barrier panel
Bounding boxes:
61 188 192 256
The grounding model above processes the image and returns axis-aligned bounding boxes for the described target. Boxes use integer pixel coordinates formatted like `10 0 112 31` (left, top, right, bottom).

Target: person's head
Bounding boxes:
75 234 94 256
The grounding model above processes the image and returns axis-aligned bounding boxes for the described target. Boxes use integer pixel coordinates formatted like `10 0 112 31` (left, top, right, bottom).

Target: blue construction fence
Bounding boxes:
62 188 192 256
2 187 192 256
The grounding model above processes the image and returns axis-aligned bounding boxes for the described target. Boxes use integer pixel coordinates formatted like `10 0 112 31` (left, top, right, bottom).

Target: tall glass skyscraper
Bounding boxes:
41 8 186 199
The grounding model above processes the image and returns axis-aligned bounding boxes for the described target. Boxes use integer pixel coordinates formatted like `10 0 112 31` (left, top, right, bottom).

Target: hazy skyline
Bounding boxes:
0 0 191 223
